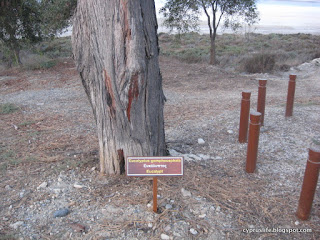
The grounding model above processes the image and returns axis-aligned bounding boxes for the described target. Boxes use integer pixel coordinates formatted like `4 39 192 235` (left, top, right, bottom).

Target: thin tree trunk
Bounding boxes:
210 30 217 65
72 0 166 175
210 36 215 65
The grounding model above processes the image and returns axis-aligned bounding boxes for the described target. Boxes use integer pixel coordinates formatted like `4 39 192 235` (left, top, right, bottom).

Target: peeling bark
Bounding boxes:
72 0 166 175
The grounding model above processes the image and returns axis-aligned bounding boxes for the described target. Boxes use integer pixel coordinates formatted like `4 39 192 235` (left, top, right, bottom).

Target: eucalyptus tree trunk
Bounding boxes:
72 0 166 175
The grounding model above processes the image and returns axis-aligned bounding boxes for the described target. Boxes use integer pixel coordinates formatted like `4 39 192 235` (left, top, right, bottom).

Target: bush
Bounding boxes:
22 54 57 70
243 53 276 73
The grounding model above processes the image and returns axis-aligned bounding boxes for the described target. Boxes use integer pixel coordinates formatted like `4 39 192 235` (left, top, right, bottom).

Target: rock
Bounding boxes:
165 204 173 210
91 167 96 171
199 214 206 218
37 182 48 190
53 189 62 194
10 221 24 230
181 188 192 197
5 185 12 190
187 154 202 161
214 156 223 160
190 228 198 235
53 208 70 218
216 206 221 212
147 203 152 208
169 149 181 156
295 221 299 226
160 233 170 240
198 154 211 160
73 183 84 189
198 138 205 144
148 223 153 228
19 190 25 198
227 130 234 134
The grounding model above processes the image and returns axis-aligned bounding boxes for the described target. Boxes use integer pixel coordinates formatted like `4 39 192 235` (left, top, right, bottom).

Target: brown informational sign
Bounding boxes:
126 156 184 176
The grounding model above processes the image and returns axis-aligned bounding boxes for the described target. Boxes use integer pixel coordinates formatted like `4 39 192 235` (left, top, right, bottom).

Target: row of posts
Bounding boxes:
238 75 320 221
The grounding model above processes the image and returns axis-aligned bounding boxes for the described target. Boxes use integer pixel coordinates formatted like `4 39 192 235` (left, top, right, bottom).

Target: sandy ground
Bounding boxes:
0 56 319 239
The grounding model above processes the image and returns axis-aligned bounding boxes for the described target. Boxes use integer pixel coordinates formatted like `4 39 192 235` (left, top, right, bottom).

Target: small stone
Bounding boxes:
214 156 223 160
216 206 221 212
160 233 170 240
10 221 24 230
198 138 205 144
190 228 198 235
73 183 84 189
9 205 12 210
170 199 175 203
37 182 48 190
53 208 70 218
5 185 12 190
227 130 234 134
165 204 173 210
199 214 206 218
148 223 153 228
295 221 299 226
91 167 96 171
53 189 62 194
19 190 25 198
147 203 152 208
181 188 192 197
164 225 171 232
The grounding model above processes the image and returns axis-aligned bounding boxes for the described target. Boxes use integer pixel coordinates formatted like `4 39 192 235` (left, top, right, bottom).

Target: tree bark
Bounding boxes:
72 0 166 175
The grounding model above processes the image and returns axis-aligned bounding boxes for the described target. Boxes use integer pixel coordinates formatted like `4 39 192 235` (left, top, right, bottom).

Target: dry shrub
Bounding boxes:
243 53 276 73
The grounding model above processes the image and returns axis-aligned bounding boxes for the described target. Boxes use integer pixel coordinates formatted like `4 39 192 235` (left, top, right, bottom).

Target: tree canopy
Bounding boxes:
160 0 259 64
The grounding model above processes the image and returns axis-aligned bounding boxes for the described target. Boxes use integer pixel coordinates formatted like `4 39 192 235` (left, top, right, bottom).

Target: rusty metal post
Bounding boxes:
257 79 267 126
285 74 297 117
239 91 251 143
296 147 320 220
153 177 158 213
246 111 261 173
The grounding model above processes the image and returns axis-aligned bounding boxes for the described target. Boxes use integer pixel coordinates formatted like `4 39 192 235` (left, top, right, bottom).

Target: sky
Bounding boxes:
155 0 320 34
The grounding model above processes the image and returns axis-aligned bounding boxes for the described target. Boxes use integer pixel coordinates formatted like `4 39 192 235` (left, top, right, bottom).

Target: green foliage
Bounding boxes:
160 0 200 34
0 103 19 114
0 0 76 66
40 0 77 37
0 0 42 64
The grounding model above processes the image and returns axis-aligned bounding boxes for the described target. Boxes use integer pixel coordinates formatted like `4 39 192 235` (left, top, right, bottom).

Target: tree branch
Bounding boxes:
201 0 212 38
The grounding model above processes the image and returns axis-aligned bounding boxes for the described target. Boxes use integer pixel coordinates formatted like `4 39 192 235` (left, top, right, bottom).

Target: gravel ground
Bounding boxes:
0 57 319 239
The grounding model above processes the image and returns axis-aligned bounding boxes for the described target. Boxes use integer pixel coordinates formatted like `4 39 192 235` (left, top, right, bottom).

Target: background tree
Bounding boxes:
0 0 42 65
160 0 259 65
72 0 166 175
0 0 76 65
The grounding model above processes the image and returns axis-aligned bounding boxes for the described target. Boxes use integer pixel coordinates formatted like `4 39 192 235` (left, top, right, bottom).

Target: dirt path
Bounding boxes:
0 57 319 239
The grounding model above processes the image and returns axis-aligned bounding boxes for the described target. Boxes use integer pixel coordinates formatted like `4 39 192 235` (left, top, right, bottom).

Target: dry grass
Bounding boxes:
158 32 320 72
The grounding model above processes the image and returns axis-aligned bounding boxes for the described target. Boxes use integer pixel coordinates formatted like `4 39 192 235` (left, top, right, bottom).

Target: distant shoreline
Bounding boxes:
157 20 320 36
